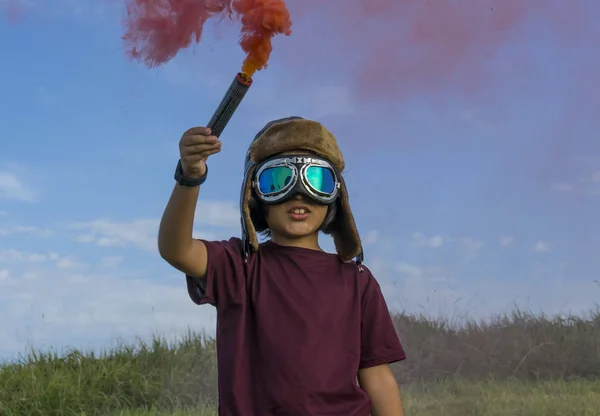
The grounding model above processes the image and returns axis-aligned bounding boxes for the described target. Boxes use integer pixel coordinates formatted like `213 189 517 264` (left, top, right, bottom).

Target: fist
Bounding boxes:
179 127 222 177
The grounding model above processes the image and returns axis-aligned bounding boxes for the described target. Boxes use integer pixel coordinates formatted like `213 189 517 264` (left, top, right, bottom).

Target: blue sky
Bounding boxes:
1 1 599 361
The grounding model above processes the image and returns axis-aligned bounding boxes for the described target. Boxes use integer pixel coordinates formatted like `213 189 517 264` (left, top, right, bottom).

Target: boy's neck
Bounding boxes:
270 233 322 251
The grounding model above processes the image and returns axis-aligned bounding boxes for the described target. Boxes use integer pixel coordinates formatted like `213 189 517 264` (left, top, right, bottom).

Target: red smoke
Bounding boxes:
3 0 25 21
122 0 292 76
4 0 597 127
272 0 596 100
119 0 598 106
6 0 597 105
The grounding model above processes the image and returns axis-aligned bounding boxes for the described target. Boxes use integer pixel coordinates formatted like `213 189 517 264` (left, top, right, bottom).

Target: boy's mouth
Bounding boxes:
288 205 311 214
287 205 311 220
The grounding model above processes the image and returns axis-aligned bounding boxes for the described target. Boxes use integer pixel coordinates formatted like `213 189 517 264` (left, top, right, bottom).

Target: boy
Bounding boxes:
158 117 406 415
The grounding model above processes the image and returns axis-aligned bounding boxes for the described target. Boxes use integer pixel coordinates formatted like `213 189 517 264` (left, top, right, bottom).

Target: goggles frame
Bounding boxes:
252 155 341 204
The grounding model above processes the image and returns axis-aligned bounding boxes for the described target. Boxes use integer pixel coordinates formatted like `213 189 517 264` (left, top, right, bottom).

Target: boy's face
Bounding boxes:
264 195 329 239
260 150 331 240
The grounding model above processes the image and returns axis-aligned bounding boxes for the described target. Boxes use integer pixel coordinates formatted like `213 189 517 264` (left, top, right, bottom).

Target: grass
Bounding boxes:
110 379 600 416
402 379 600 415
1 309 599 415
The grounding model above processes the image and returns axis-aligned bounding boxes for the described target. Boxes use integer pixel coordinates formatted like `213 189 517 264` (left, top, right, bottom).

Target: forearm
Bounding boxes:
358 365 405 416
368 382 404 416
158 184 200 260
158 127 219 275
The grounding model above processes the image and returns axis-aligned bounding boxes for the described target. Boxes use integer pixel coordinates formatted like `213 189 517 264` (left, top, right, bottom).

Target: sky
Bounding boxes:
0 1 599 361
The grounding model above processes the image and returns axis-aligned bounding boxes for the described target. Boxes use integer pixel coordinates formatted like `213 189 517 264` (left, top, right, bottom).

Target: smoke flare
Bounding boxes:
122 0 292 76
206 72 253 137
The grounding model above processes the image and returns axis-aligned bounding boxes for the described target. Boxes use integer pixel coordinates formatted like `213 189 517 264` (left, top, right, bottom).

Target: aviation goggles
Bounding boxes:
253 155 341 204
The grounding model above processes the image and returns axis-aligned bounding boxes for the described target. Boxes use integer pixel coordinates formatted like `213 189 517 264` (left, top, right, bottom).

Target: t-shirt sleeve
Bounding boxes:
359 268 407 369
186 237 246 309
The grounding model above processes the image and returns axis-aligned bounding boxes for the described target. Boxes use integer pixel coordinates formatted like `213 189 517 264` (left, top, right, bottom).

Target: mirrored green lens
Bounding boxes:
258 166 293 194
305 166 336 194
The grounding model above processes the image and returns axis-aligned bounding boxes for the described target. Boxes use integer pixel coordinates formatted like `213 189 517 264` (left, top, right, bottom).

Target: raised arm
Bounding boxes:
158 127 222 278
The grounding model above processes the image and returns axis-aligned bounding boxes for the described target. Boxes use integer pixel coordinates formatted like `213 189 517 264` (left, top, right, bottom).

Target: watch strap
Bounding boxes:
174 159 208 187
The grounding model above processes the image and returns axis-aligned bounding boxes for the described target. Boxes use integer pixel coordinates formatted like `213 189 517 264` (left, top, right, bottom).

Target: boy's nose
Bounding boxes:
292 194 315 205
293 194 305 201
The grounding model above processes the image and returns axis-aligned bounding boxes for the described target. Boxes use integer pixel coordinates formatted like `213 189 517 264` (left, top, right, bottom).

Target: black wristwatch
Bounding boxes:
174 159 208 187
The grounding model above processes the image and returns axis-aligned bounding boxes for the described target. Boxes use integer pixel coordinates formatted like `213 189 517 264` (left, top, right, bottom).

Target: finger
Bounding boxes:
184 147 221 163
200 147 222 157
182 126 211 136
185 146 222 162
181 142 221 156
181 134 218 146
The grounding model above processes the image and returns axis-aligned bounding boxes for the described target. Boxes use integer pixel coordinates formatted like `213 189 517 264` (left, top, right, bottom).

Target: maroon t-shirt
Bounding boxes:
186 237 406 416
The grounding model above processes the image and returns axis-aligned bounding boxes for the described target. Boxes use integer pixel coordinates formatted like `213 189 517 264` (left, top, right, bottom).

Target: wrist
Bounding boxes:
182 167 206 178
175 160 208 187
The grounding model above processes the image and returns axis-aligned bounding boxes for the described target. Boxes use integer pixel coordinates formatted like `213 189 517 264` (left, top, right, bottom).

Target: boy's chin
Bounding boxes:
274 223 320 239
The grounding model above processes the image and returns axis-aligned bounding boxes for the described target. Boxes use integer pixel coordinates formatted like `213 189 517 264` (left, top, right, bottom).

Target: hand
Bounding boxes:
178 127 222 178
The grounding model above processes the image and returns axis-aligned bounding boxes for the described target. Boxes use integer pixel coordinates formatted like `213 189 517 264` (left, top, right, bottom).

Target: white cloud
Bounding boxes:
0 197 230 357
0 225 54 237
552 170 600 196
395 262 423 277
194 200 240 228
362 230 380 246
0 248 71 268
0 255 216 360
70 201 240 251
26 253 49 262
0 172 36 202
534 241 551 252
412 232 444 248
552 182 575 192
429 236 444 247
0 218 596 361
381 260 464 317
70 218 158 251
99 256 123 268
56 257 79 269
500 236 514 246
395 262 448 282
410 232 485 259
369 254 600 322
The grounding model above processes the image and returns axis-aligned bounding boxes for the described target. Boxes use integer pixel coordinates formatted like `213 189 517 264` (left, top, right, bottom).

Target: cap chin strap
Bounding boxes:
356 249 364 271
240 163 253 262
241 219 251 262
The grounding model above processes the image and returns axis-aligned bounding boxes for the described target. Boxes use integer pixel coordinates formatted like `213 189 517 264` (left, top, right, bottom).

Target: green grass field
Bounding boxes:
110 380 600 416
1 309 599 415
